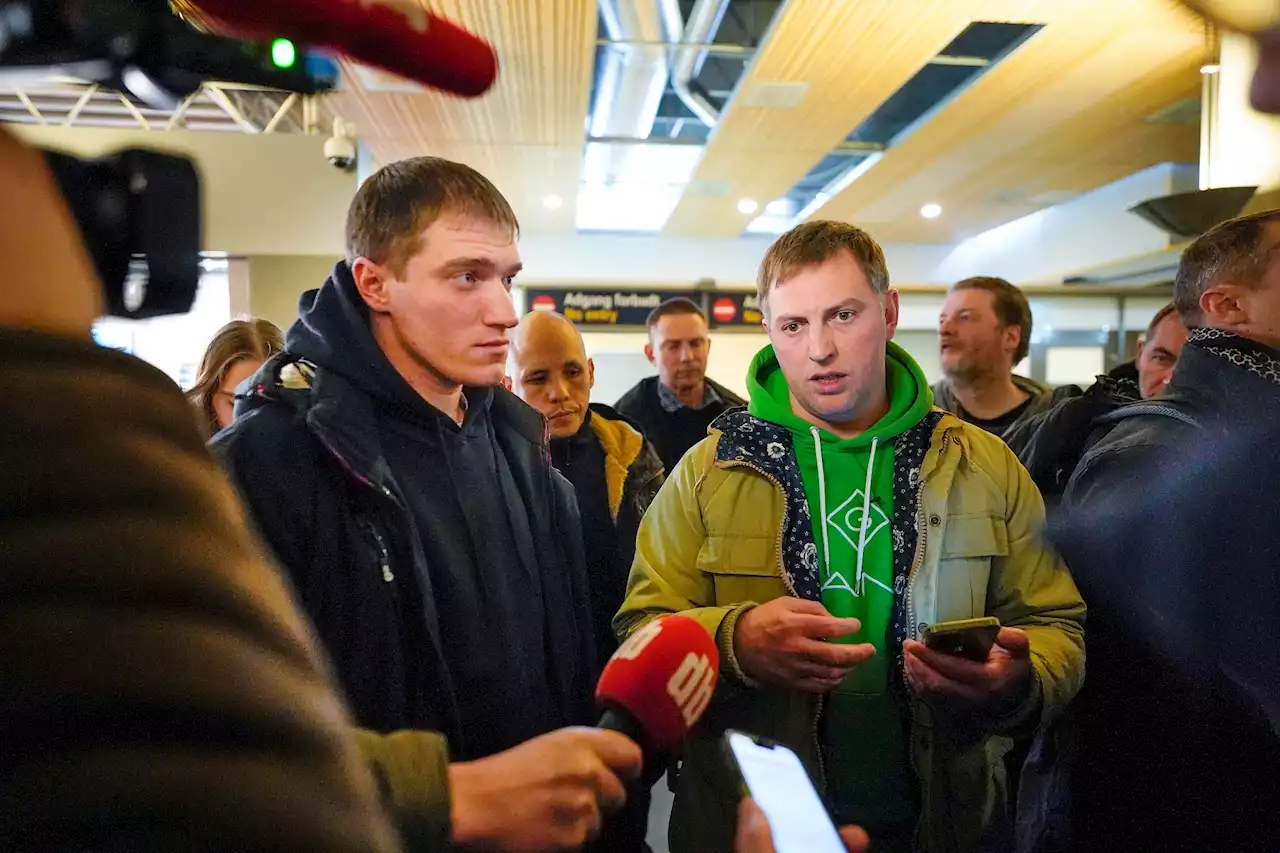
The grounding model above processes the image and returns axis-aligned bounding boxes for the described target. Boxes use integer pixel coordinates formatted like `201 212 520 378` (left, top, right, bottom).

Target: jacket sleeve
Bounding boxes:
0 329 401 853
355 729 453 851
613 440 758 688
985 442 1087 734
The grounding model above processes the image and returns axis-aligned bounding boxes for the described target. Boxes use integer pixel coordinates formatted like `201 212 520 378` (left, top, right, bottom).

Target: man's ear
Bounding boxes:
1200 284 1249 327
587 357 596 390
644 342 657 367
351 257 393 314
1003 323 1023 358
1135 337 1147 363
883 289 901 341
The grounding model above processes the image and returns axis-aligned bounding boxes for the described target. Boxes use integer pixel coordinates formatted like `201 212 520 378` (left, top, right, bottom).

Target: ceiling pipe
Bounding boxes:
591 0 669 141
660 0 733 128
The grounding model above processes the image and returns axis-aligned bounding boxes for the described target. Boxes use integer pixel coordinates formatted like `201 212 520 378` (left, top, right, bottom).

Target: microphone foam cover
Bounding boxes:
596 614 720 751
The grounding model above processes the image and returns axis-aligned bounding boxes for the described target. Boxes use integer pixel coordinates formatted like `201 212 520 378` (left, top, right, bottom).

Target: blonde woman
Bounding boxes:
187 318 283 436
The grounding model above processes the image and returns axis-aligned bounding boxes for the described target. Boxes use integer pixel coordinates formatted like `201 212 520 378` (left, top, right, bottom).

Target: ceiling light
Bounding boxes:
920 203 942 219
737 198 759 214
1200 63 1221 75
542 194 563 210
765 198 790 216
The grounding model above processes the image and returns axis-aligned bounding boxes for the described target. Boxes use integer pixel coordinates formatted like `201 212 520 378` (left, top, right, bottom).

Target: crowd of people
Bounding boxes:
6 2 1280 851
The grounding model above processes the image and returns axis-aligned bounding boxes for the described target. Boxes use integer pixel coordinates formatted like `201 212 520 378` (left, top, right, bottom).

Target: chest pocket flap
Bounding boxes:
941 513 1008 559
935 514 1008 621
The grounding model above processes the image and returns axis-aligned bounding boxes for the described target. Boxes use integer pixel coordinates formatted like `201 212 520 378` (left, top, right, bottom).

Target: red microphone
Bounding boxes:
596 614 720 752
176 0 498 97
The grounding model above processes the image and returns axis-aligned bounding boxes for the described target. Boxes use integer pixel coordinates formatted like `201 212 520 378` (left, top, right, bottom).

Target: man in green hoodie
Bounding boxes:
616 221 1085 853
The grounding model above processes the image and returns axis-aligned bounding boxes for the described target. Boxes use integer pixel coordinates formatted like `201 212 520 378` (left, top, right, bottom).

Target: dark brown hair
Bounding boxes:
345 157 519 274
186 318 283 437
951 276 1033 363
646 297 706 330
1146 302 1180 338
758 220 890 315
1174 209 1280 325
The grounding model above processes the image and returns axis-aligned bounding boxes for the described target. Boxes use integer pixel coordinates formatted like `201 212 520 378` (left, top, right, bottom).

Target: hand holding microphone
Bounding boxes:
447 615 718 852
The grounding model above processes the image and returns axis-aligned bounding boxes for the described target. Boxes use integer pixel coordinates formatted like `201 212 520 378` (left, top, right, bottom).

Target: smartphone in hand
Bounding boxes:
921 617 1001 661
724 730 846 853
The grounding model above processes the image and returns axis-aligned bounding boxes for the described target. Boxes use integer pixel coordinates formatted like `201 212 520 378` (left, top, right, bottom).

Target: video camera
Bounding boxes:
0 0 335 317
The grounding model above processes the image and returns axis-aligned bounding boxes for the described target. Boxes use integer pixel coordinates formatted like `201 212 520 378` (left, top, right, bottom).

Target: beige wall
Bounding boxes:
13 126 356 255
247 254 342 331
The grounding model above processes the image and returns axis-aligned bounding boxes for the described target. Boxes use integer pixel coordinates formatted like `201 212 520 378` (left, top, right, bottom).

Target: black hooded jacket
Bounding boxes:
212 262 595 756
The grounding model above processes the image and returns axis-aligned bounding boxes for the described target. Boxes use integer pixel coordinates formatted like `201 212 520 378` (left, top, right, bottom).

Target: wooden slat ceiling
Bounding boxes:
327 0 1203 244
324 0 597 234
664 0 1204 241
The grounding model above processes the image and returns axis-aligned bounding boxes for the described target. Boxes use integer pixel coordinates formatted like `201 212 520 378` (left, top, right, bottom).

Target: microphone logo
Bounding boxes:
666 652 715 726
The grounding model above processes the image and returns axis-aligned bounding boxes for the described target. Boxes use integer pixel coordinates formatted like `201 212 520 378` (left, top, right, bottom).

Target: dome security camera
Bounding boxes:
325 117 357 172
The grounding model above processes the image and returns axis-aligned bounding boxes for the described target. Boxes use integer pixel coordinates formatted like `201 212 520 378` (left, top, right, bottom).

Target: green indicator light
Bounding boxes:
271 38 297 69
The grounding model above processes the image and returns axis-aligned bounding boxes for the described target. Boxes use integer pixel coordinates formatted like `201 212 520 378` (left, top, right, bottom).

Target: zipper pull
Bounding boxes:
381 564 394 583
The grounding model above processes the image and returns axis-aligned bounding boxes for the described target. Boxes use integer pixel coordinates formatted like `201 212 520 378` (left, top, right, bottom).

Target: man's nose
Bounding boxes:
548 378 568 402
487 280 519 329
808 326 835 362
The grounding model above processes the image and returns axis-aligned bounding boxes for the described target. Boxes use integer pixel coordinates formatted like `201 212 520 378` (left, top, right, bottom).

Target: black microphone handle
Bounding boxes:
596 705 648 749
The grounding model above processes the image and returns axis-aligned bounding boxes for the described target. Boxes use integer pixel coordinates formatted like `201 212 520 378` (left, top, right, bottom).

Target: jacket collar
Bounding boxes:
1164 332 1280 421
586 404 646 520
242 352 547 489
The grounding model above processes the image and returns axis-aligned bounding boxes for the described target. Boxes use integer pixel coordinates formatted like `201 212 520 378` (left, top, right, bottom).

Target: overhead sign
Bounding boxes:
708 292 764 328
524 288 703 327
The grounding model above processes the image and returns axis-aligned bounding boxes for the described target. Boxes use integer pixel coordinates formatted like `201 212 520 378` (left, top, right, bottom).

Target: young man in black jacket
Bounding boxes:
215 158 598 768
615 297 745 472
1054 210 1280 853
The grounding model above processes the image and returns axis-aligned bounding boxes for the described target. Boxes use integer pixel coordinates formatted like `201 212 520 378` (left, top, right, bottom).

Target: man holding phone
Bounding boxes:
616 220 1085 853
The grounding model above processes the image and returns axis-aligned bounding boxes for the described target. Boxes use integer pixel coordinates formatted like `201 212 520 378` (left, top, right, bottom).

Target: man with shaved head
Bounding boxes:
509 310 664 668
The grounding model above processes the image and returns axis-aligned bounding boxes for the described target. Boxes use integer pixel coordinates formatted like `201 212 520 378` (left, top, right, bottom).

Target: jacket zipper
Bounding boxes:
313 432 401 585
718 457 818 778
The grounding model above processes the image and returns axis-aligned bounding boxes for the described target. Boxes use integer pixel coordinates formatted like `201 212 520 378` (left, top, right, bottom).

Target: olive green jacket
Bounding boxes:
615 409 1085 853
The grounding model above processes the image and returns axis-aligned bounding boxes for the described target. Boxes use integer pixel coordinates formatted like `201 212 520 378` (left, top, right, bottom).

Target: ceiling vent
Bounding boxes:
740 82 809 109
1129 186 1258 240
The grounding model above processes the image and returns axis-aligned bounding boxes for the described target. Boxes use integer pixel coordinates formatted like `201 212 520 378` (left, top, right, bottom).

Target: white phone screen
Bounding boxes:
727 731 847 853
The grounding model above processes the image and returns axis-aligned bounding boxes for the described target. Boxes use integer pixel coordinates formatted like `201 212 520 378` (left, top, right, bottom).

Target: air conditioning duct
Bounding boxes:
1128 185 1258 241
592 0 669 142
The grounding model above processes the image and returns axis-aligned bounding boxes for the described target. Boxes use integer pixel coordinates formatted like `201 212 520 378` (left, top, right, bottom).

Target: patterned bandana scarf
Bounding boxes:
888 410 943 697
1186 327 1280 387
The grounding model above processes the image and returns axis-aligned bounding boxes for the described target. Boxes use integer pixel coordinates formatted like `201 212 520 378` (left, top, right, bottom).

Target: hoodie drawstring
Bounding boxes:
855 438 877 597
811 426 877 598
810 427 831 588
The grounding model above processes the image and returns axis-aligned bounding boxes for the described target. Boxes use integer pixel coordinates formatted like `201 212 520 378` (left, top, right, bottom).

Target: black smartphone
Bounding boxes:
723 730 846 853
921 617 1001 661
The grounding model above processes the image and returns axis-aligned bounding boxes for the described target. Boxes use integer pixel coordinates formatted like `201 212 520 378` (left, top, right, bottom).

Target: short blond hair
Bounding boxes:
757 221 890 315
345 156 519 275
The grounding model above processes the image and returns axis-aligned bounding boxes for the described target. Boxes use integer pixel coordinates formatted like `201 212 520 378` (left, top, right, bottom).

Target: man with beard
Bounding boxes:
934 277 1079 439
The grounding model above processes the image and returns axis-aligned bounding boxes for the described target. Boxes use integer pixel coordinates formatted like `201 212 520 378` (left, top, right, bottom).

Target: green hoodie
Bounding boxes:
747 340 933 826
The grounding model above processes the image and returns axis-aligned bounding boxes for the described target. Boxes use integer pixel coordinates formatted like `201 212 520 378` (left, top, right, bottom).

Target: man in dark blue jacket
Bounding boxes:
214 158 597 766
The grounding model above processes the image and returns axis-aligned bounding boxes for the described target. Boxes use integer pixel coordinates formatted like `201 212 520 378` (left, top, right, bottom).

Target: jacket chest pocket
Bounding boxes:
933 514 1007 622
698 533 788 606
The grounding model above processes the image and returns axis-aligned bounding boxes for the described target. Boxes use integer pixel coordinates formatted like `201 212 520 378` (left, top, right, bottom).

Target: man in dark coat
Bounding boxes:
1053 210 1280 853
615 297 745 472
214 158 636 848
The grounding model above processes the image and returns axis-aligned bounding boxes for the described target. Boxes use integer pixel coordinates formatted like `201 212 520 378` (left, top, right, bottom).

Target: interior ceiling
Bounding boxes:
329 0 1205 244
